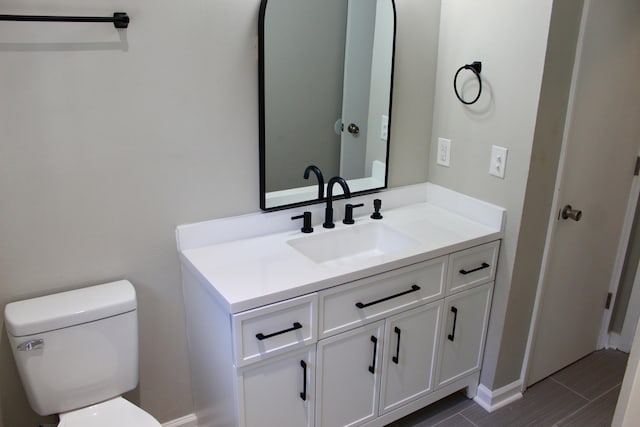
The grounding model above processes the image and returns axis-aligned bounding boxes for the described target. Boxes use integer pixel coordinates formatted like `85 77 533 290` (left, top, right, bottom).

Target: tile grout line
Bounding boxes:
549 376 591 401
551 381 623 426
458 410 480 427
553 400 594 426
588 381 624 402
546 376 592 426
429 411 466 427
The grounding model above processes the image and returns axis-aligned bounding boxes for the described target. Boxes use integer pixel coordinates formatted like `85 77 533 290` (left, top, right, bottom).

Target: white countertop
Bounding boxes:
177 183 506 314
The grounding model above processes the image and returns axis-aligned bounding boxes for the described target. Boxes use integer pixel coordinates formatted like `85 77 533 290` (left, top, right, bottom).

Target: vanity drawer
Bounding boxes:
232 293 317 367
446 241 499 295
319 257 446 338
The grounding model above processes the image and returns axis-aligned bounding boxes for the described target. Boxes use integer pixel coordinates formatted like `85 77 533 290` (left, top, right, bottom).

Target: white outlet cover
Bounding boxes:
437 138 451 167
489 145 508 178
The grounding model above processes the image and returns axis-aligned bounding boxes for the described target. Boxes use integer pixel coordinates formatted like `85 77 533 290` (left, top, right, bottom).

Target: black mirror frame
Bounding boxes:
258 0 397 211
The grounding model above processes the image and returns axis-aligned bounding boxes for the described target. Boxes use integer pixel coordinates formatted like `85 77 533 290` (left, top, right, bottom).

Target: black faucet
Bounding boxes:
323 176 351 228
303 165 324 200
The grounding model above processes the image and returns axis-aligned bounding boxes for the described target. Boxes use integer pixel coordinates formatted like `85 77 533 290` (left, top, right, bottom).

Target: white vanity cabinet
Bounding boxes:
316 321 385 427
436 282 493 389
233 294 319 427
178 187 506 427
379 301 443 415
314 300 443 427
180 241 499 427
315 258 446 427
238 347 316 427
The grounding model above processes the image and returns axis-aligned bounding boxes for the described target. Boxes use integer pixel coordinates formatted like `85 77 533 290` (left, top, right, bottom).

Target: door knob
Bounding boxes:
561 205 582 221
347 123 360 136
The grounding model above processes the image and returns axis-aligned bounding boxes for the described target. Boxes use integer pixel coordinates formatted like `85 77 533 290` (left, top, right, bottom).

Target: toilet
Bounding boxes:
4 280 162 426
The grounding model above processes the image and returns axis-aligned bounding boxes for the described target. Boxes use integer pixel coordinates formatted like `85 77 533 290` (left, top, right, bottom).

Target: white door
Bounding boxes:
436 283 492 388
340 0 376 179
527 0 640 386
239 348 315 427
379 301 442 414
316 321 384 427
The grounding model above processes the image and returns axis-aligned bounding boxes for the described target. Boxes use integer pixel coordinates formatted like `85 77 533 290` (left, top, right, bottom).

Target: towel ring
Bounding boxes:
454 61 482 105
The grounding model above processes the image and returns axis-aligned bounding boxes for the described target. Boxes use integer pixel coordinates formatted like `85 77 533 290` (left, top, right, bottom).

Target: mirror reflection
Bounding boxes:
259 0 396 210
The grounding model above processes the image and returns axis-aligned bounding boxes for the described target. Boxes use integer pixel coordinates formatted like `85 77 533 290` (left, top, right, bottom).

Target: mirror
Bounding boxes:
259 0 396 210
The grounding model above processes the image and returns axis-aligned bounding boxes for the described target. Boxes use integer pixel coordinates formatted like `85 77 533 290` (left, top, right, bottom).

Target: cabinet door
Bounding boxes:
316 321 384 427
436 282 492 388
379 301 442 414
239 347 315 427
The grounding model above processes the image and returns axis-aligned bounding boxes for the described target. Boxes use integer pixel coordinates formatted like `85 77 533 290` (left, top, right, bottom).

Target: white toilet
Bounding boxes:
4 280 162 426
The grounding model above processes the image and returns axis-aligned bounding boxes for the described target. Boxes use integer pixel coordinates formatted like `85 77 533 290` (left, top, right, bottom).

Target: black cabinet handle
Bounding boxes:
355 285 421 309
300 360 307 401
255 322 302 341
447 307 458 341
459 262 490 275
392 327 401 364
368 336 378 374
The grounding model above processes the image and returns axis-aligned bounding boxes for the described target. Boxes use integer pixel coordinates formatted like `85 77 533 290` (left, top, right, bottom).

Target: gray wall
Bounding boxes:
428 0 636 392
0 0 439 425
427 0 556 390
489 0 584 387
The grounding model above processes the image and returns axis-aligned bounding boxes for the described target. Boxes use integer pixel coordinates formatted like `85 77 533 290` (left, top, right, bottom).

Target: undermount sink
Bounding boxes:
287 222 418 266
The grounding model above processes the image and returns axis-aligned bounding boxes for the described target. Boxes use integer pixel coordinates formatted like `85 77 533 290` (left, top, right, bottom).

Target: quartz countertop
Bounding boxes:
177 183 505 314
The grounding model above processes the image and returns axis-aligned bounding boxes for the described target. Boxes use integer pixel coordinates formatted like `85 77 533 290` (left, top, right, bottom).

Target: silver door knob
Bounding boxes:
561 205 582 221
347 123 360 136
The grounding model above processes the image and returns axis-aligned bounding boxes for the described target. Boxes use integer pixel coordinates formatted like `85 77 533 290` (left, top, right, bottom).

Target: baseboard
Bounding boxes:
162 413 198 427
473 380 523 413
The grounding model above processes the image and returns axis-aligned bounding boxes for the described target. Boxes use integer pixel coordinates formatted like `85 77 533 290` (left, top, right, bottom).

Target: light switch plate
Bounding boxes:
489 145 508 178
437 138 451 167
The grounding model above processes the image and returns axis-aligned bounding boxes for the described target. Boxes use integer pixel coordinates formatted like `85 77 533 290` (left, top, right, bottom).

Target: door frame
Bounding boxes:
603 163 640 352
520 0 590 389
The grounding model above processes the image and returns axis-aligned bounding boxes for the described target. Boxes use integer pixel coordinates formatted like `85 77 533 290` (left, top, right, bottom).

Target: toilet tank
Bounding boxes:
4 280 139 416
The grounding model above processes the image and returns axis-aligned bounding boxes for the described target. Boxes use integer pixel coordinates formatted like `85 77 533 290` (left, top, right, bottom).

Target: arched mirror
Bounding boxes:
259 0 396 210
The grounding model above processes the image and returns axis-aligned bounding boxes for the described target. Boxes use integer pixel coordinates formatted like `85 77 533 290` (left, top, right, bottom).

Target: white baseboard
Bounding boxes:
162 413 198 427
473 380 523 412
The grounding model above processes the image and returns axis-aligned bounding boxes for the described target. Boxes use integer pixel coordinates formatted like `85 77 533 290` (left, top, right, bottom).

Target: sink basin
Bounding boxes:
287 222 418 266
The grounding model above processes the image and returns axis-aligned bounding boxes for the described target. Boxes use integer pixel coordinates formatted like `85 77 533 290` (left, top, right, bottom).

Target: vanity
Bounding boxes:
177 183 505 427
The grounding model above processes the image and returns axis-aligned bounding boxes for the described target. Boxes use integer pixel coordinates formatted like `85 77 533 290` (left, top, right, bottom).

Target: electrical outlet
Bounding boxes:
489 145 508 178
437 138 451 167
380 115 389 140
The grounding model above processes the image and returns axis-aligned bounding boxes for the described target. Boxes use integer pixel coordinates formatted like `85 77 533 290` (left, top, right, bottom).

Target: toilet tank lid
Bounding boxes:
4 280 137 337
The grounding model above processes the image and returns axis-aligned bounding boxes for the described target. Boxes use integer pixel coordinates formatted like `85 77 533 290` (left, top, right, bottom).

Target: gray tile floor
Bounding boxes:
388 349 628 427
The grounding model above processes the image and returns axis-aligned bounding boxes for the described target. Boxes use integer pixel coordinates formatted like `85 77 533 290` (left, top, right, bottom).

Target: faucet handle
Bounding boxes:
343 203 364 225
291 212 313 233
371 199 383 220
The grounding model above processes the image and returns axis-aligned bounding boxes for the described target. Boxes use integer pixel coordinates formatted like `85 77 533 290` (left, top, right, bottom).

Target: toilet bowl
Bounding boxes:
4 280 161 426
58 397 160 427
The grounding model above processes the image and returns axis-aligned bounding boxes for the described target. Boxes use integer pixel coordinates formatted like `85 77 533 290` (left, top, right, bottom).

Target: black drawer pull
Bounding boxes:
368 336 378 374
459 262 490 275
255 322 302 341
355 285 421 309
447 307 458 341
392 327 401 364
300 360 307 401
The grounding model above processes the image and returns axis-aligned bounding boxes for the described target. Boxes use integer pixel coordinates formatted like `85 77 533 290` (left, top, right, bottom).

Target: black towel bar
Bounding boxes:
0 12 129 28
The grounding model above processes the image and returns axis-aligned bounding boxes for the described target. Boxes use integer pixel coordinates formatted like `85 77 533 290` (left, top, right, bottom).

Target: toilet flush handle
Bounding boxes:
17 338 44 351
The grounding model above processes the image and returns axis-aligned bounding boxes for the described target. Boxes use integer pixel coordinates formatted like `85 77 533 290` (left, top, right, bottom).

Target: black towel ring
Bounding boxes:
454 61 482 105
